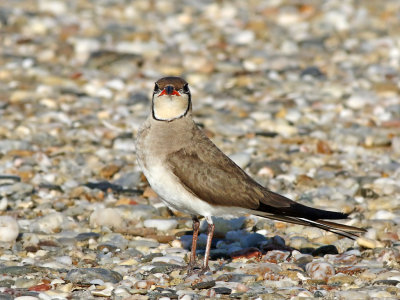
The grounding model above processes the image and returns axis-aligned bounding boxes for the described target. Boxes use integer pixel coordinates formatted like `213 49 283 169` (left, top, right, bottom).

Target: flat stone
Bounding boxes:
191 280 215 290
0 266 45 276
66 268 123 284
213 287 232 294
143 218 178 231
75 232 101 241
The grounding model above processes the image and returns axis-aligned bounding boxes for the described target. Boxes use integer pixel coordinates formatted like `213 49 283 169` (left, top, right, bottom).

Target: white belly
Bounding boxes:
141 162 241 218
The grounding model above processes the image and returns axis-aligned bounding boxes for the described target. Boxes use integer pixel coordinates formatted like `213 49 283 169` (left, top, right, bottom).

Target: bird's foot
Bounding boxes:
185 264 211 277
186 262 201 276
199 265 210 275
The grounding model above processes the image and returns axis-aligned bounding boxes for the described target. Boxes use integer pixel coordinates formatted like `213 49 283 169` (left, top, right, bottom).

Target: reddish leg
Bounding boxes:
202 222 215 273
188 216 200 272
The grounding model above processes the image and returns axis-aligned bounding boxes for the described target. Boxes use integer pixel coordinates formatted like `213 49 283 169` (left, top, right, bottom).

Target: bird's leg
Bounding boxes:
187 216 200 273
201 219 215 273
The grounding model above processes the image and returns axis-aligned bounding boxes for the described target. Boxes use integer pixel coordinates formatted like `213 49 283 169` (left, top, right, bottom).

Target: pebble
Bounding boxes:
191 280 216 290
66 268 123 284
239 232 268 248
143 219 178 231
357 237 384 249
30 212 65 234
305 261 335 281
89 208 124 230
200 217 246 235
0 216 19 243
312 245 339 257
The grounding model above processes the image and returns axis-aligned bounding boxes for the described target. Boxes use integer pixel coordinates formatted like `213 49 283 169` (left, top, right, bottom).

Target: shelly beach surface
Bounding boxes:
0 0 400 299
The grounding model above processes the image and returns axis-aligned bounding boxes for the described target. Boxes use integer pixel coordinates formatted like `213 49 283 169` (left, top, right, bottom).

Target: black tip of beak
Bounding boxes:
165 85 174 95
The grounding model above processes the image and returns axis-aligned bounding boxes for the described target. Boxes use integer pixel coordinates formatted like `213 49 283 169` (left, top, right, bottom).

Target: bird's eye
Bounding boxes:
153 83 160 93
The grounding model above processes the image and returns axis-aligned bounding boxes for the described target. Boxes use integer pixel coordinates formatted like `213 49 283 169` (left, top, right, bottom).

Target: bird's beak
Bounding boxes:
159 85 181 97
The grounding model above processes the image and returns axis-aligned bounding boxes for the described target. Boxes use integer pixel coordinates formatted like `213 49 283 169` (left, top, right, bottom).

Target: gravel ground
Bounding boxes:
0 0 399 299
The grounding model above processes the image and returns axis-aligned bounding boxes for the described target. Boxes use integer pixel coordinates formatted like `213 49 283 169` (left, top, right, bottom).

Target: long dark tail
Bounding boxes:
251 191 366 240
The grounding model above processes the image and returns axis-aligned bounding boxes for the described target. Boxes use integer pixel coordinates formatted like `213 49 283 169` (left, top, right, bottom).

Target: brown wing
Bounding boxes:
166 130 294 210
166 127 365 239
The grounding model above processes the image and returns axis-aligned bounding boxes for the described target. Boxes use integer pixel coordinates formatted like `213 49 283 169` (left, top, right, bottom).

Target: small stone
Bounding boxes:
91 286 113 297
113 171 142 188
373 279 400 286
150 263 183 274
213 287 231 294
30 212 64 234
312 245 339 257
357 237 384 249
263 250 290 263
200 217 245 236
133 279 156 289
117 204 158 220
14 277 40 288
152 255 185 266
143 219 178 231
0 216 19 243
335 290 368 299
75 232 101 241
99 164 121 179
89 208 124 229
66 268 123 284
289 236 315 249
372 210 397 220
240 232 267 248
305 261 335 281
0 266 41 276
191 280 215 290
327 273 355 285
231 30 255 45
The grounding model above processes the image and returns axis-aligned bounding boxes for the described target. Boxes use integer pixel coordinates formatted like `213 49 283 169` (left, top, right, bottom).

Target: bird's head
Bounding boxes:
152 76 191 121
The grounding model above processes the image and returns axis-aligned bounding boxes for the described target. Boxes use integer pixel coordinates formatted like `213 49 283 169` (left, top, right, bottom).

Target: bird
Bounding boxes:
135 76 365 274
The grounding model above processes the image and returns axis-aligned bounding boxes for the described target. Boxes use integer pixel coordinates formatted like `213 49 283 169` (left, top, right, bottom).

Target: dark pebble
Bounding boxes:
230 292 245 298
191 280 216 290
75 232 101 241
214 287 232 294
300 247 315 254
0 175 21 182
360 188 379 198
140 252 163 263
300 66 325 78
312 245 339 256
373 279 400 286
97 244 119 253
210 248 230 260
38 183 63 192
314 290 325 297
85 181 123 192
255 131 278 138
